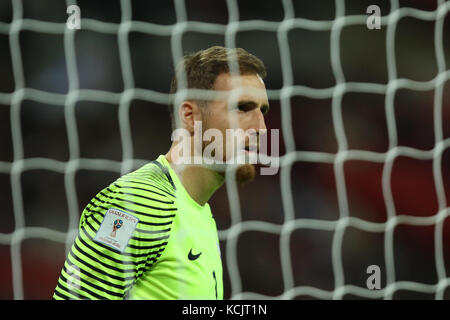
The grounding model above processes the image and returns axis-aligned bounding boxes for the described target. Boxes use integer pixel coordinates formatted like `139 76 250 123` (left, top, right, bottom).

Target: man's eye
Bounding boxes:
261 106 269 115
237 104 250 112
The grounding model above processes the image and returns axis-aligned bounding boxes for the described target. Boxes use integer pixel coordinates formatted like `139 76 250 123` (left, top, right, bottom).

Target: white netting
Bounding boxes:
0 0 450 300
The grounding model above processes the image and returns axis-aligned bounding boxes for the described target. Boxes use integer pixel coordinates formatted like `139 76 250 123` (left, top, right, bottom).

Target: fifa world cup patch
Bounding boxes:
94 208 139 253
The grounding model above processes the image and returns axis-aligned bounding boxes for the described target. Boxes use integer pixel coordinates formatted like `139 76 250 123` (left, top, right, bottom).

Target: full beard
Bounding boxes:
200 116 257 185
199 145 257 185
200 154 257 185
235 163 256 185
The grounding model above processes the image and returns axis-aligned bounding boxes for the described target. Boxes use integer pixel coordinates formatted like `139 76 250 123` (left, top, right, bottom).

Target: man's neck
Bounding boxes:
164 150 225 207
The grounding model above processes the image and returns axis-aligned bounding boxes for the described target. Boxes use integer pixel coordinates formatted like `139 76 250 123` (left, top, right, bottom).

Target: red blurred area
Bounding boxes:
0 240 66 300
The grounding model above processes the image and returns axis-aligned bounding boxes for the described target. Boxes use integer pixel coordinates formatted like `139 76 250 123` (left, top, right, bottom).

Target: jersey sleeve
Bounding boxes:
53 176 177 300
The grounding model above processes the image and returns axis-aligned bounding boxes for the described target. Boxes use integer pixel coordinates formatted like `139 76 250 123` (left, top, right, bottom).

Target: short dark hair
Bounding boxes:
168 46 267 130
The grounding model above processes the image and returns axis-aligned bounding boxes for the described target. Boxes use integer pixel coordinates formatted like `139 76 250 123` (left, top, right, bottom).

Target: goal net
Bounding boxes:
0 0 450 300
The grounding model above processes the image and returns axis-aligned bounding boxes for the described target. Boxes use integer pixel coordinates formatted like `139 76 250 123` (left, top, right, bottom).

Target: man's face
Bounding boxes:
200 72 269 163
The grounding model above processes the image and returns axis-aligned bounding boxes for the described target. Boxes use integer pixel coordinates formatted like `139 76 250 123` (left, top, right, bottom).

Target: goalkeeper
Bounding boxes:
53 46 270 299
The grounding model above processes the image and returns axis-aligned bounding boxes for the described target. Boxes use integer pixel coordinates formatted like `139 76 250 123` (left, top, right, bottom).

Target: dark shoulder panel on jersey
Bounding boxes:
53 161 177 300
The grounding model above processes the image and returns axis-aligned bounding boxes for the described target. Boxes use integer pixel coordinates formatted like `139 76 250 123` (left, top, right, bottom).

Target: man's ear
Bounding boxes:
178 101 201 134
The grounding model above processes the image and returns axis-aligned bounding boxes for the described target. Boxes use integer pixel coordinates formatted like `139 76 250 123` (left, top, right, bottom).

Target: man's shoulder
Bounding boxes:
84 160 178 225
114 160 176 201
80 161 178 233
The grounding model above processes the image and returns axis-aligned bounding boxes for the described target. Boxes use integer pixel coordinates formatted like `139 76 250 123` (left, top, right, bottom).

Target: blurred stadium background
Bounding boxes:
1 0 450 299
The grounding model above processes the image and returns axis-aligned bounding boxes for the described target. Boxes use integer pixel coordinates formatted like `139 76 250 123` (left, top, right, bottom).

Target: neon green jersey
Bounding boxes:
53 155 223 300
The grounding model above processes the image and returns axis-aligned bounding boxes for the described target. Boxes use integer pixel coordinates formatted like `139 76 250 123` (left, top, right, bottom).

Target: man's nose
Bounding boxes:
255 107 267 132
